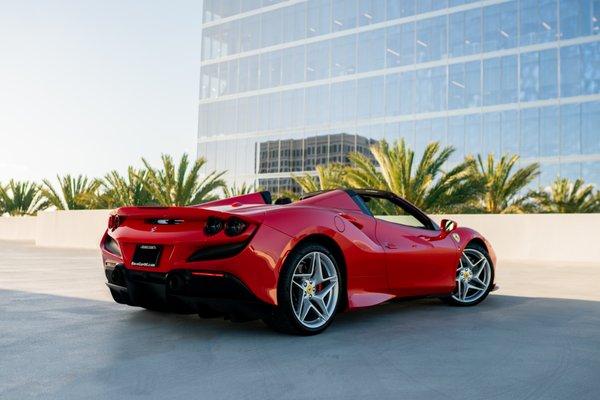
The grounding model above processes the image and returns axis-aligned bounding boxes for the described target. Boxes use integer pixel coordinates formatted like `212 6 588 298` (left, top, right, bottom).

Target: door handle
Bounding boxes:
339 213 363 229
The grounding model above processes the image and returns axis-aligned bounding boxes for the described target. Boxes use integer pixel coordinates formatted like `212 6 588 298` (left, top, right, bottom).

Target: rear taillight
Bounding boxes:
204 217 224 235
224 218 247 236
108 214 122 231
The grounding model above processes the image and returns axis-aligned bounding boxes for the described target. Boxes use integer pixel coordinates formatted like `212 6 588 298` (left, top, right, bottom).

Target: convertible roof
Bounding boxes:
293 189 361 211
300 188 393 200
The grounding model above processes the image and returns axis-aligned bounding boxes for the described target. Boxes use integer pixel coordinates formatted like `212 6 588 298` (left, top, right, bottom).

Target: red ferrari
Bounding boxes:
101 189 497 335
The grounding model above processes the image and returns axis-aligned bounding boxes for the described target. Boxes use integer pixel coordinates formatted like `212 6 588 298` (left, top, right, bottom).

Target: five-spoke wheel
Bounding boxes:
264 243 341 335
290 251 339 329
444 243 493 306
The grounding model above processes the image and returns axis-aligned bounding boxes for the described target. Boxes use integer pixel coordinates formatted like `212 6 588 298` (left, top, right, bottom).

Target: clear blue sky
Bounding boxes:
0 0 203 182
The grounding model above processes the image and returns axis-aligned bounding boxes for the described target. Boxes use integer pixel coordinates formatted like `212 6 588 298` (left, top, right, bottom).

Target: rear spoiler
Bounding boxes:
113 206 226 220
197 191 271 207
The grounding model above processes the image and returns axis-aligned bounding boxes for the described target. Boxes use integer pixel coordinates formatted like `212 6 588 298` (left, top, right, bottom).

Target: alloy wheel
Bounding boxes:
452 248 492 304
290 251 339 329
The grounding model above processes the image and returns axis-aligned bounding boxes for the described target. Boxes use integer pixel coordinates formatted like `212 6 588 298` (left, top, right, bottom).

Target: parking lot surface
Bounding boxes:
1 241 599 400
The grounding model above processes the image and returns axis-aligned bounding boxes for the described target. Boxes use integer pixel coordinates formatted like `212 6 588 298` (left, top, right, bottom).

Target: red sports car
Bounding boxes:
101 189 497 335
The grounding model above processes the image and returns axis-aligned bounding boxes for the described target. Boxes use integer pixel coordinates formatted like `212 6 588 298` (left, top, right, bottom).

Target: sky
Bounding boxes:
0 0 203 183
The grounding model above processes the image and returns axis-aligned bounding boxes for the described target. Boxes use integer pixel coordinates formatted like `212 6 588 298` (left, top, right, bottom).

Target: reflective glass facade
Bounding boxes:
198 0 600 192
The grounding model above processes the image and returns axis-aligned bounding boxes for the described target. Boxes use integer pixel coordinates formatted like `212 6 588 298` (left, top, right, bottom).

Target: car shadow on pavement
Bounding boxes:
2 289 600 400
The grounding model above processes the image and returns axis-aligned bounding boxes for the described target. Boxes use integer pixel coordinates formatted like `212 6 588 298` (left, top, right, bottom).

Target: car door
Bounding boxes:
362 194 459 296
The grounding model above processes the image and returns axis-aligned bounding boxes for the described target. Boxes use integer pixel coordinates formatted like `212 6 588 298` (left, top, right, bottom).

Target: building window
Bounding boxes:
483 56 518 106
357 76 385 119
519 0 557 46
416 67 447 112
581 101 600 155
399 71 415 115
305 85 330 126
331 80 357 123
417 0 448 14
387 0 415 20
449 61 481 109
307 41 330 81
520 108 540 158
386 22 415 67
261 9 283 48
332 35 357 77
449 9 482 57
307 0 331 37
560 104 582 156
416 16 447 63
358 29 386 72
520 49 558 101
540 106 559 157
559 0 593 39
239 15 261 52
359 0 385 26
260 51 282 90
483 112 501 157
332 0 357 32
282 2 307 42
483 2 517 52
281 46 306 85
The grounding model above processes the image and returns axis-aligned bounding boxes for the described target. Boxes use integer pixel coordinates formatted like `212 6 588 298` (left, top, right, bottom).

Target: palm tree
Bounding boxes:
292 164 347 193
222 182 255 198
345 139 483 213
141 153 225 206
100 167 154 207
0 180 48 216
529 177 600 213
473 154 540 213
41 175 102 210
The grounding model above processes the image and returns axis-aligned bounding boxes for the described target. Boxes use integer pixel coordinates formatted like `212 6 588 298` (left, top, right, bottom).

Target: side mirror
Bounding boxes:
441 219 458 232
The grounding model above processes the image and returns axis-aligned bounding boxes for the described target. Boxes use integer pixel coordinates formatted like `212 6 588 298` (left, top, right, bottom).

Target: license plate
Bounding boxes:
131 244 162 267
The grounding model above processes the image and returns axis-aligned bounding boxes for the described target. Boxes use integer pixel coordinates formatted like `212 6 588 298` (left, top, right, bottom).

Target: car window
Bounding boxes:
360 195 427 229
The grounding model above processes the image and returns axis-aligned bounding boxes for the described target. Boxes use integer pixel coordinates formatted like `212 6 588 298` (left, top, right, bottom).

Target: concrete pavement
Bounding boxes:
1 241 599 399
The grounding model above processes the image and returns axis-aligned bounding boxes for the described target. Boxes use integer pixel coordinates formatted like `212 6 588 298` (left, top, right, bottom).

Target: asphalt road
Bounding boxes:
1 241 599 400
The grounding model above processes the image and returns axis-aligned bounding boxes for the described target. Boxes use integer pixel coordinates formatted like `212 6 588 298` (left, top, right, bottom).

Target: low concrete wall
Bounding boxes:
432 214 600 265
0 211 598 264
34 210 110 249
0 215 37 241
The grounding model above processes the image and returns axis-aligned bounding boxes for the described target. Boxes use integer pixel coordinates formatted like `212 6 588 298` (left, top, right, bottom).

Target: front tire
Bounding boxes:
443 242 494 307
264 243 341 335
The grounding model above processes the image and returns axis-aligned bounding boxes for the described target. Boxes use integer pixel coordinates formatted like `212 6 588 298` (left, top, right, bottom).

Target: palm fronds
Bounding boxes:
345 139 482 212
141 154 226 206
41 175 101 210
100 167 154 207
293 164 347 194
529 178 600 213
474 154 540 213
0 180 48 216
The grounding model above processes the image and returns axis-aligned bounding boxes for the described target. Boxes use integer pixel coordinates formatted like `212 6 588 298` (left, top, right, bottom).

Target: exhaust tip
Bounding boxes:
167 274 185 292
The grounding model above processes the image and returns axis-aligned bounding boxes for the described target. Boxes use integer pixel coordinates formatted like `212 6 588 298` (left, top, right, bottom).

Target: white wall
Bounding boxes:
0 215 36 241
33 210 110 249
432 214 600 265
0 211 598 264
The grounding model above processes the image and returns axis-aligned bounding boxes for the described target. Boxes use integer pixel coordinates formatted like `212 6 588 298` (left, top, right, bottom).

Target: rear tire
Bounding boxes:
442 242 494 307
263 242 341 335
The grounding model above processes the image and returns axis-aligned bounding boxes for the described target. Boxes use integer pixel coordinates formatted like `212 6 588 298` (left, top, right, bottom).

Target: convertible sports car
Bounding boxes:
101 189 497 335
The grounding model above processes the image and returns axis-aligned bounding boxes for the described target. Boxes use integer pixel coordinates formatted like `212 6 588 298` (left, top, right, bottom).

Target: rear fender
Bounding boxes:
263 208 390 309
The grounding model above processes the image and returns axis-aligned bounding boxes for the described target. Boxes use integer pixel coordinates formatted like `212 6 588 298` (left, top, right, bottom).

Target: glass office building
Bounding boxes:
198 0 600 193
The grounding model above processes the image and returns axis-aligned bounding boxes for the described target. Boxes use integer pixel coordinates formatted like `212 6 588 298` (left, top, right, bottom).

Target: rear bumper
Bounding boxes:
101 224 293 306
105 264 271 318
